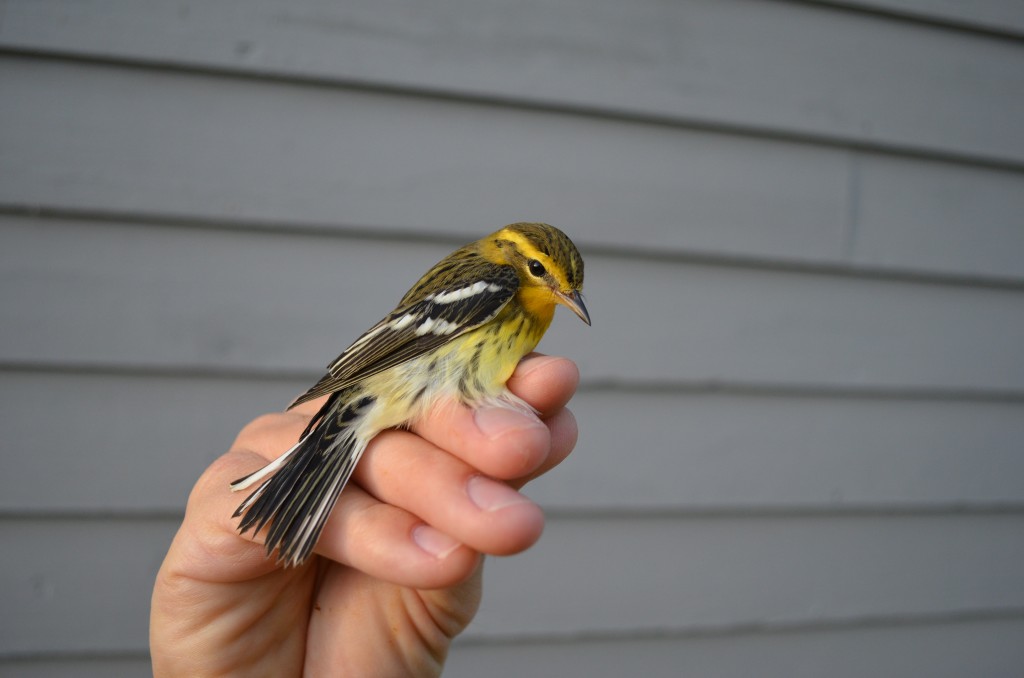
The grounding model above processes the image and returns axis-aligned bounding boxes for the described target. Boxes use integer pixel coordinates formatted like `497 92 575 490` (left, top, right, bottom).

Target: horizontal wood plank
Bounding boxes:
446 615 1024 678
1 0 1022 163
4 216 1024 391
0 370 288 514
5 370 1024 513
473 514 1024 637
0 518 175 655
3 514 1022 654
852 154 1024 279
0 657 150 678
543 388 1024 511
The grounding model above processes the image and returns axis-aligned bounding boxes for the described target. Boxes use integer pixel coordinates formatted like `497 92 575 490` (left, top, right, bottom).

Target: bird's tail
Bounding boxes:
230 393 376 567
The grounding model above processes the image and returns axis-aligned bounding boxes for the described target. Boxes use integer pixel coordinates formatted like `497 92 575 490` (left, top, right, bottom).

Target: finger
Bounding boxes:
504 354 580 416
354 429 546 556
408 355 580 479
215 444 485 589
311 481 484 590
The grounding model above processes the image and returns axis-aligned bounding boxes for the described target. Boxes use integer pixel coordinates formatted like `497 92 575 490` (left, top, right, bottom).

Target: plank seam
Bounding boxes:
5 503 1024 522
454 606 1024 647
545 504 1024 520
791 0 1024 43
4 361 1024 403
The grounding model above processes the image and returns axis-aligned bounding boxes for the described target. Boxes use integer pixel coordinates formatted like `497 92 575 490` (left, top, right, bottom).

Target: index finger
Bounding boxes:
406 354 580 479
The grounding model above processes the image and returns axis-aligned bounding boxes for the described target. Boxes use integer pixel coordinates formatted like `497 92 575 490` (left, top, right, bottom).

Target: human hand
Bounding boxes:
150 354 579 676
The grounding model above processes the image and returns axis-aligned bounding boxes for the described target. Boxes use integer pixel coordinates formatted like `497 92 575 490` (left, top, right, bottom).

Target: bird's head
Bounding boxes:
488 222 590 325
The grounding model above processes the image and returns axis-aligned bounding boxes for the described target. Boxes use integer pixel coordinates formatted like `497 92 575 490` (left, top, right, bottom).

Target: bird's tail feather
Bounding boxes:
230 393 374 567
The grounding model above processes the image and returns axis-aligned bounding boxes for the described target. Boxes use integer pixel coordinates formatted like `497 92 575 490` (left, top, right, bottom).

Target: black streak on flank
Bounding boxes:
410 384 429 408
338 395 375 426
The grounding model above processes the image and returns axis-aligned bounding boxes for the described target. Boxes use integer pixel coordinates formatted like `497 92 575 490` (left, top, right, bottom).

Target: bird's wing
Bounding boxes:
289 263 518 408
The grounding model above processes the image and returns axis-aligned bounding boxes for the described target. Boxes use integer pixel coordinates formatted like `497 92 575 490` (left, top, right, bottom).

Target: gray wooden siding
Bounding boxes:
2 1 1023 675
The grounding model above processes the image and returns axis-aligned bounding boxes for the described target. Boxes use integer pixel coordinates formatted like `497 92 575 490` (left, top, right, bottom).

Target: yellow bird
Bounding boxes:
231 222 590 566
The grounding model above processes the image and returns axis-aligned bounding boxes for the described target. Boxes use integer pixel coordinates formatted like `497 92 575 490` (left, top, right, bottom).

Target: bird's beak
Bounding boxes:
556 289 591 326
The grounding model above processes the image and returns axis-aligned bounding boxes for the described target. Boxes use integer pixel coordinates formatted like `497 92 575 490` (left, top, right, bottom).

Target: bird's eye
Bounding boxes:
528 259 546 277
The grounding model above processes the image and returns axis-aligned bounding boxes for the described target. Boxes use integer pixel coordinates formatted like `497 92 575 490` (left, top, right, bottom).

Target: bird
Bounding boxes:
230 222 590 567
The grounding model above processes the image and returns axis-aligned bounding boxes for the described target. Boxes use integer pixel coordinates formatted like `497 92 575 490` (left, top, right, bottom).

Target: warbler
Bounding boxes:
231 222 589 567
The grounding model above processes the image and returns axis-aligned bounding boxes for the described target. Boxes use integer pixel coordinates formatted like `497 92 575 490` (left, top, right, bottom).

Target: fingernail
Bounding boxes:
474 406 543 440
412 525 461 559
468 475 532 512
